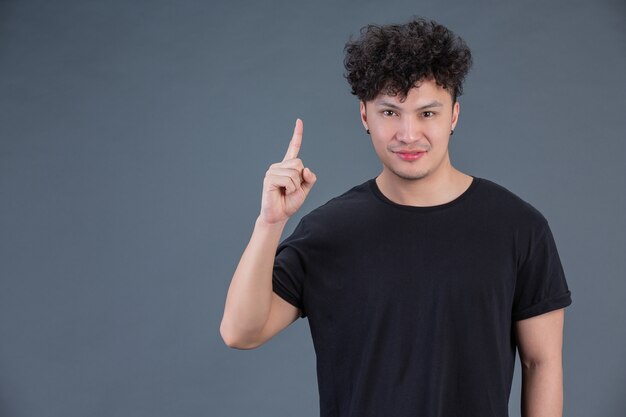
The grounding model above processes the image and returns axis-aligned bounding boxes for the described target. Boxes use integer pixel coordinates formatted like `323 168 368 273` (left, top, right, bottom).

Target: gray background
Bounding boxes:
1 0 624 416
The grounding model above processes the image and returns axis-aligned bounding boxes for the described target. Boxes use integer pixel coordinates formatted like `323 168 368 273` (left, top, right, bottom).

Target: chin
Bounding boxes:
398 173 430 181
388 167 430 181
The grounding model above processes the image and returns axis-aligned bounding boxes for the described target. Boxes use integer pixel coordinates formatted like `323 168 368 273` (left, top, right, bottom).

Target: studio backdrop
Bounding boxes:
0 1 625 416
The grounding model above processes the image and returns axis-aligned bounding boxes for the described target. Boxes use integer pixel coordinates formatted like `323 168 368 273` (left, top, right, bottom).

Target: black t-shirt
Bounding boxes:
272 176 572 417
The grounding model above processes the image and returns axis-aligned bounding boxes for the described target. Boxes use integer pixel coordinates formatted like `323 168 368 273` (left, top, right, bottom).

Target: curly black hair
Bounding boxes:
343 16 473 104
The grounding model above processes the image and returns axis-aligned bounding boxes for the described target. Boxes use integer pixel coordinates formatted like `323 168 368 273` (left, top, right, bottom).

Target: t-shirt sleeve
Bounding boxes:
272 217 309 319
512 219 572 321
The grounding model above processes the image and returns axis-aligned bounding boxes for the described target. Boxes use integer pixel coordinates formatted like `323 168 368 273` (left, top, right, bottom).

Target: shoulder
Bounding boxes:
307 178 370 214
475 177 549 229
297 178 372 234
473 177 556 264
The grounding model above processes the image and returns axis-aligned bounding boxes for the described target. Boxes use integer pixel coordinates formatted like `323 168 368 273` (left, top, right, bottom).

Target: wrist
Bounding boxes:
255 215 288 231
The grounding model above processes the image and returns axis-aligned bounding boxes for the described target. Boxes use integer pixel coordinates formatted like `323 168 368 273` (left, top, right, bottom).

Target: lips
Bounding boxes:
395 151 426 161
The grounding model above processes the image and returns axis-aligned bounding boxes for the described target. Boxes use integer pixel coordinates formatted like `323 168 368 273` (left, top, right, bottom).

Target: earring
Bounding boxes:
366 129 370 134
450 129 454 135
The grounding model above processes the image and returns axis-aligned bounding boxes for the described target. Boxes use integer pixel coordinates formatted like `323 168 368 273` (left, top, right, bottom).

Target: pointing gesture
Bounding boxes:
260 118 317 225
283 118 303 162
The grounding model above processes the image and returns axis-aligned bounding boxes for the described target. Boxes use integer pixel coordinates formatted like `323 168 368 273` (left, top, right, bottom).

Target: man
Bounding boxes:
220 16 572 417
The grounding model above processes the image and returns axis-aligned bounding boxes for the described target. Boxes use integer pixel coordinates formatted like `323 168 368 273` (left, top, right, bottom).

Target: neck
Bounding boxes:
376 163 472 207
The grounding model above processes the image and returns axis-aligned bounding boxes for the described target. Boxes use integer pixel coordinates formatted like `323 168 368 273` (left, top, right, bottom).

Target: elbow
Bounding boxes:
223 336 260 350
220 320 261 350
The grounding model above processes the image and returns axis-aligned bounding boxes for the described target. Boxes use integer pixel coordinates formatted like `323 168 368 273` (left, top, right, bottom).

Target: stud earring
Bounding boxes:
366 129 370 134
450 129 454 135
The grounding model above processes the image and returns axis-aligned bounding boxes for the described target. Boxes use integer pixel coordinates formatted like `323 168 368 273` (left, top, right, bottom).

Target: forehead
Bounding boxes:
373 78 452 105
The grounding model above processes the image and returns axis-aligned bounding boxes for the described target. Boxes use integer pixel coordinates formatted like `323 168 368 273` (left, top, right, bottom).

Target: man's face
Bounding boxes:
360 77 459 182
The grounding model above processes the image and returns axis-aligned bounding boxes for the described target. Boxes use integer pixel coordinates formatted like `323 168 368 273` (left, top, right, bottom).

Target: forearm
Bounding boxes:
220 216 288 347
520 361 563 417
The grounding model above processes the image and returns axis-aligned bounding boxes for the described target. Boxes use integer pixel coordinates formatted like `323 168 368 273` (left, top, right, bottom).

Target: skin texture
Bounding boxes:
260 118 317 225
359 76 474 207
220 120 313 349
515 308 566 417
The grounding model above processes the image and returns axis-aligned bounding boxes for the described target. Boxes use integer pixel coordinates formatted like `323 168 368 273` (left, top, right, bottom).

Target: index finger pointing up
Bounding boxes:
282 118 303 161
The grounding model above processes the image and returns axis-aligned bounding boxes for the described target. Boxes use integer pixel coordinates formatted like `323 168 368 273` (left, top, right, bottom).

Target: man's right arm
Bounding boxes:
219 119 315 350
219 216 300 349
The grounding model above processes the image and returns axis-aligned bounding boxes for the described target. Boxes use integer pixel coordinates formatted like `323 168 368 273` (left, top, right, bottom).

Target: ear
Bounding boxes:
451 101 460 131
360 100 368 130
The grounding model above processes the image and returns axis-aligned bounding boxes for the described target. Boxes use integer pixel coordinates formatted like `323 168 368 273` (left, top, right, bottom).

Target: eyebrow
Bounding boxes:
374 100 444 111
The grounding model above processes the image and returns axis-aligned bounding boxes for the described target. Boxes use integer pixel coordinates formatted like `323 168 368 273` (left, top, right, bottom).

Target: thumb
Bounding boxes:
301 167 317 192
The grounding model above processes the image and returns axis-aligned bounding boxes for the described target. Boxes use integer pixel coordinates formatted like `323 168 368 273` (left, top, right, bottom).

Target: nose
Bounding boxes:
395 116 422 143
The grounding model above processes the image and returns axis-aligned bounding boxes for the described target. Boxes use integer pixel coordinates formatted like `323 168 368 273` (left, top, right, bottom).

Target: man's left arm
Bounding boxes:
514 307 566 417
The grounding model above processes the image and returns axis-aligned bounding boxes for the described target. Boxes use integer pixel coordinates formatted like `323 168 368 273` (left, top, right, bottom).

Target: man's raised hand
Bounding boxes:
259 118 317 225
282 117 303 162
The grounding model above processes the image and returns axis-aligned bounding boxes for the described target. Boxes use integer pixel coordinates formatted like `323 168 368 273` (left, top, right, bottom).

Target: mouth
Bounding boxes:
394 151 426 161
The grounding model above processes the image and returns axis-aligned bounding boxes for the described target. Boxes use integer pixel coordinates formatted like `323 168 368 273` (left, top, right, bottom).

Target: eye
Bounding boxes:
422 111 435 118
382 110 397 117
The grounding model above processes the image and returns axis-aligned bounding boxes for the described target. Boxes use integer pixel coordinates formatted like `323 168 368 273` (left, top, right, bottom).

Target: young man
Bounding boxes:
221 17 572 417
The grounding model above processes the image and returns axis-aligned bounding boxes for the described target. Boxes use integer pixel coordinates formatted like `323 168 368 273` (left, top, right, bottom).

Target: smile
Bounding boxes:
395 151 426 161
